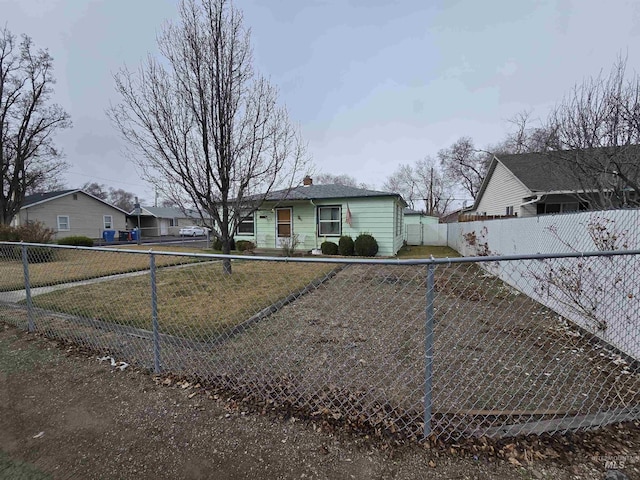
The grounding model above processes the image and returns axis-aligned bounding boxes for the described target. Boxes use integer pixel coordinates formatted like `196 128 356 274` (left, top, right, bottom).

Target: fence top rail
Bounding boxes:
3 241 640 266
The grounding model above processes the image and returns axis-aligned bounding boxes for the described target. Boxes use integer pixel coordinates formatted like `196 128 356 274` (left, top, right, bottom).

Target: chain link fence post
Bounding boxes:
423 262 435 439
150 251 161 374
20 243 35 333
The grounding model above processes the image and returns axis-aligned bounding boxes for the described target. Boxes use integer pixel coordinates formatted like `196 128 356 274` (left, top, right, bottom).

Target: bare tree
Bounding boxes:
160 198 179 208
108 187 136 212
27 175 66 195
437 137 490 200
0 27 71 224
500 110 556 154
109 0 309 272
314 173 368 189
82 182 109 200
81 181 138 211
384 157 454 216
543 55 640 209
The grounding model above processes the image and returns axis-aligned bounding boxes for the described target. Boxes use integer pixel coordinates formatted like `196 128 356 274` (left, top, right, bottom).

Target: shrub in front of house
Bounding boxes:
16 222 55 244
354 233 378 257
0 224 20 242
58 236 94 247
321 241 338 255
236 240 255 252
338 235 354 256
0 223 56 261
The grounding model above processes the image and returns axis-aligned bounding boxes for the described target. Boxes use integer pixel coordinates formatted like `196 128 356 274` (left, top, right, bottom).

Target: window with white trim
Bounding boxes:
318 206 341 236
103 215 113 229
57 215 70 231
237 211 255 235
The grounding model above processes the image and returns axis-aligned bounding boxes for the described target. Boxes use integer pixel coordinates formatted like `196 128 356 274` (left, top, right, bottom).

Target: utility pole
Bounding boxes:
428 166 434 216
135 196 141 245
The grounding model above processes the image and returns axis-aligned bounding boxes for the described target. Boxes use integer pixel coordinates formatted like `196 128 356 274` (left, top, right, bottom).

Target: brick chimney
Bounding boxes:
303 175 313 186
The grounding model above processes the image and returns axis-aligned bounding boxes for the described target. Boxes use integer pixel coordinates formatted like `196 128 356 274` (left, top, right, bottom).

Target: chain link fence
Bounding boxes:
0 241 638 442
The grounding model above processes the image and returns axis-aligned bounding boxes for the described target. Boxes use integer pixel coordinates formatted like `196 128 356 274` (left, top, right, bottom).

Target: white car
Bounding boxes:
179 226 207 237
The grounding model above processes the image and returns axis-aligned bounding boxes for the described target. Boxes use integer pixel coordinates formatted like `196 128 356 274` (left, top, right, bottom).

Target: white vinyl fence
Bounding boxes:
446 209 640 360
405 223 448 246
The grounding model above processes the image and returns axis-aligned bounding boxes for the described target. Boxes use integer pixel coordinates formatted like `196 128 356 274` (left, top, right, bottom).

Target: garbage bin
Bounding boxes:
102 230 116 243
131 229 138 241
119 231 130 241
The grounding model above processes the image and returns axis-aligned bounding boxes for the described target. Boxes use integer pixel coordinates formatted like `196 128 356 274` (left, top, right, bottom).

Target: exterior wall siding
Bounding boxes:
470 162 532 217
237 196 403 256
19 193 126 239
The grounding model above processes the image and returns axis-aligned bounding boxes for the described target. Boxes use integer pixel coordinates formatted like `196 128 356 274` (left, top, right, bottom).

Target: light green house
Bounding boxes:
235 178 407 256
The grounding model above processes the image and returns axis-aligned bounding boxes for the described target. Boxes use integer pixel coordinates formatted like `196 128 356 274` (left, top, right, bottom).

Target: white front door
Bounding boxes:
275 208 292 247
160 219 169 236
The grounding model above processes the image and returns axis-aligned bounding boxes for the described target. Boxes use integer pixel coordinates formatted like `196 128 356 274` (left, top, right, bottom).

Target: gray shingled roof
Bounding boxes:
22 189 77 207
497 152 584 192
257 184 403 202
496 145 640 193
404 208 423 215
139 206 198 218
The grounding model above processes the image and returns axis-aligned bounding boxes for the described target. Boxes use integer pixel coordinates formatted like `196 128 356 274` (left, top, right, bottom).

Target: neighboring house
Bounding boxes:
467 151 614 218
127 206 201 237
13 189 127 239
235 177 407 256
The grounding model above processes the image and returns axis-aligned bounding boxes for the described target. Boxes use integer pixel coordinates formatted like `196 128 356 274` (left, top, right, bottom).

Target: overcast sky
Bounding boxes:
2 0 640 205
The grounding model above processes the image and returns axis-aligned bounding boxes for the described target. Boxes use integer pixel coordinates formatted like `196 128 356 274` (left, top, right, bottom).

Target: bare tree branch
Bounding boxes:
0 27 70 224
384 157 454 216
544 55 640 209
108 0 310 273
437 137 489 200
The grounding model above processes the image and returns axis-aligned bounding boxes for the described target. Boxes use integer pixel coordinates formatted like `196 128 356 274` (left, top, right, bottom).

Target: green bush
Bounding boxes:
212 237 236 252
236 240 255 252
354 233 378 257
58 236 94 247
321 241 338 255
338 235 354 256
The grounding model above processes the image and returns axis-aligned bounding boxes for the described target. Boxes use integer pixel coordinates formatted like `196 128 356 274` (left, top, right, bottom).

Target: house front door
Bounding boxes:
275 208 292 247
160 219 169 236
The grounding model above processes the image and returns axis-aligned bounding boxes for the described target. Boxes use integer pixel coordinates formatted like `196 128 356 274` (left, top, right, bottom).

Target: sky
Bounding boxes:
2 0 640 206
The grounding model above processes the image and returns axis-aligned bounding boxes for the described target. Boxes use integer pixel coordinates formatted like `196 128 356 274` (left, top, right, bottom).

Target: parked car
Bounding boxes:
179 226 207 237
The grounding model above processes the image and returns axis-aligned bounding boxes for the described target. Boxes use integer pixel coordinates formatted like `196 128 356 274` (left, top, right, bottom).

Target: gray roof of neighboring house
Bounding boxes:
21 189 128 213
22 189 77 207
497 152 584 192
256 184 405 203
138 206 199 218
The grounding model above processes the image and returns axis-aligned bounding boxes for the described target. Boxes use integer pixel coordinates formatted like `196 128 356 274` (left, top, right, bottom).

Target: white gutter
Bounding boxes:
519 196 540 207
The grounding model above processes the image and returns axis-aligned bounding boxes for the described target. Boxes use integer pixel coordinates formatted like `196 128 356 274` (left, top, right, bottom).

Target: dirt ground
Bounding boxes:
1 324 639 480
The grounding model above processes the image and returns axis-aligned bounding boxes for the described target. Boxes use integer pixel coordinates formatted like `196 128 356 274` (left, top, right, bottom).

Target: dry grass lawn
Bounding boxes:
0 247 204 291
395 245 460 258
31 260 336 339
